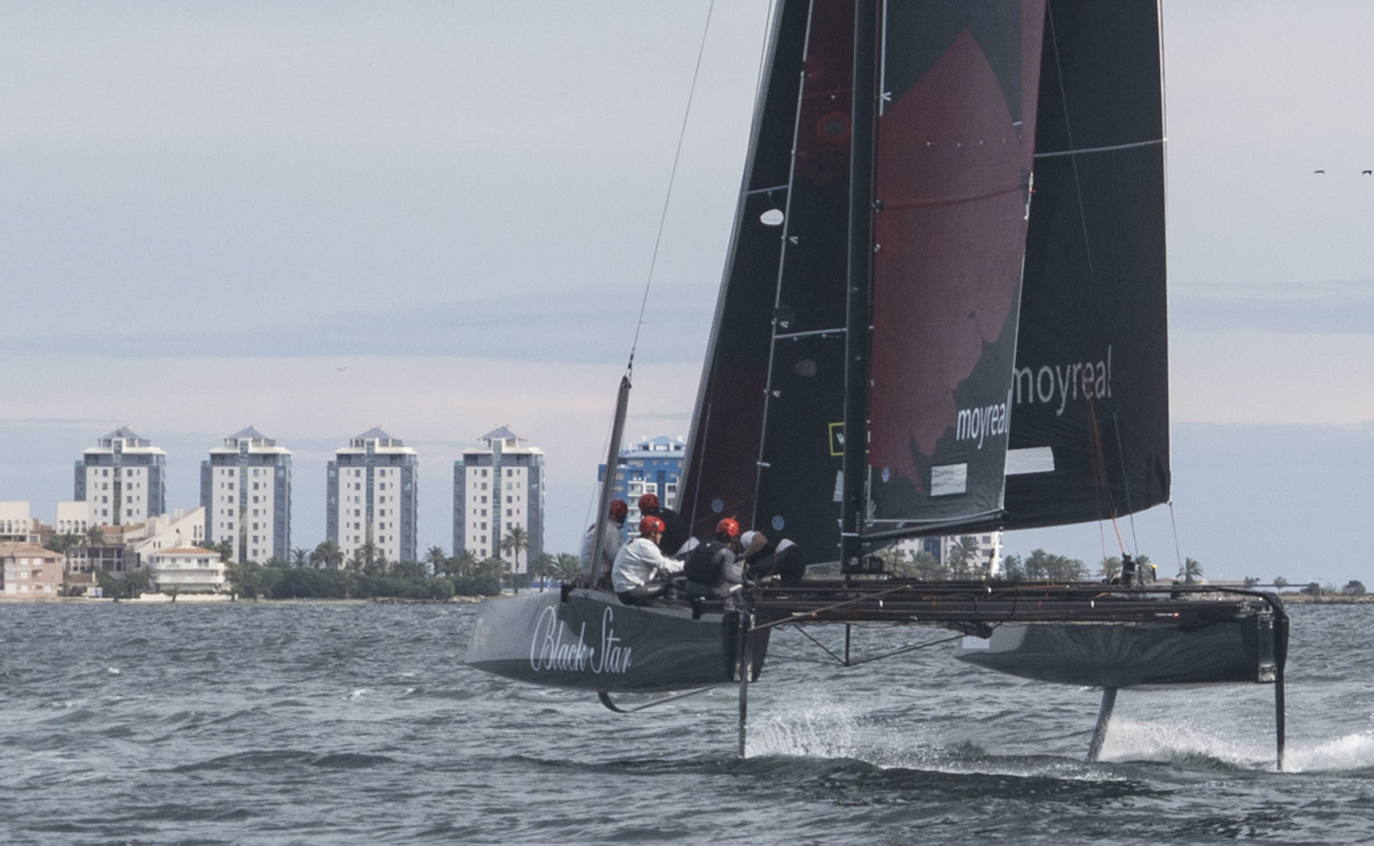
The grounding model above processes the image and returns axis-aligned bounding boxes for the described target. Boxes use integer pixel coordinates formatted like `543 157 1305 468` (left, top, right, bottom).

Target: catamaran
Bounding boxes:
466 0 1288 767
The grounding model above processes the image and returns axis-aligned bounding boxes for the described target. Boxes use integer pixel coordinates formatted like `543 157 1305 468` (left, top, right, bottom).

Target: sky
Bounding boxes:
3 2 1373 586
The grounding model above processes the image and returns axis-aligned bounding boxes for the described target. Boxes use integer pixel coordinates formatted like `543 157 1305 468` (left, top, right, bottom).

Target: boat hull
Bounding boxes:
954 615 1282 688
465 588 766 692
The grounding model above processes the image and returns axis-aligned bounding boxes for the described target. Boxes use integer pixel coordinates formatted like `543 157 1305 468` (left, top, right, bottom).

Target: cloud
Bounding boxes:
1172 282 1374 335
0 284 717 363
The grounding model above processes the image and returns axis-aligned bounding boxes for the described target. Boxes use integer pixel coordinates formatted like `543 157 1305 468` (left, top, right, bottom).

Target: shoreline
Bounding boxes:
0 594 490 604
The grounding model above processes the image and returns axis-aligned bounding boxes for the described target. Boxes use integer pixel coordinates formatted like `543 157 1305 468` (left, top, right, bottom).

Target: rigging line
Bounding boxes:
750 581 922 631
1168 500 1184 580
1110 413 1140 556
789 623 849 665
1046 2 1096 287
842 632 967 668
626 0 717 374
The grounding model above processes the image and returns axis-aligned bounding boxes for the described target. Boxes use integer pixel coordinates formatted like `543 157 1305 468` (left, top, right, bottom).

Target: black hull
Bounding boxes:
954 616 1283 688
465 588 768 693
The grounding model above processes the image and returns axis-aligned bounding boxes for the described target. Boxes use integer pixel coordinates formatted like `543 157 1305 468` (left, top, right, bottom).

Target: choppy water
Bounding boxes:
2 600 1371 844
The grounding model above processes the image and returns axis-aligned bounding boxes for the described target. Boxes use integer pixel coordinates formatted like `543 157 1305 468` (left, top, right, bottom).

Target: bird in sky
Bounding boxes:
1363 169 1372 175
1313 169 1326 174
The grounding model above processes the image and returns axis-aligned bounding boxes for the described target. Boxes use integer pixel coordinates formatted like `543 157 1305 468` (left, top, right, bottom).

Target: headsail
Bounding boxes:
998 0 1170 530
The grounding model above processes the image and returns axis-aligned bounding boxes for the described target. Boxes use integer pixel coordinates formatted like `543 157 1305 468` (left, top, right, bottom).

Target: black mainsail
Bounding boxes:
680 0 1169 549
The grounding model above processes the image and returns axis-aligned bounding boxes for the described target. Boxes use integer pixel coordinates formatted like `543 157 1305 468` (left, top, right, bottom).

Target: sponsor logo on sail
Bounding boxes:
1013 345 1113 416
529 605 632 675
954 347 1113 449
955 392 1011 450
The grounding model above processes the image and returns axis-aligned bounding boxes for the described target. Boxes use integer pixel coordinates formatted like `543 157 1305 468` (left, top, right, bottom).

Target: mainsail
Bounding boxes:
680 0 1169 559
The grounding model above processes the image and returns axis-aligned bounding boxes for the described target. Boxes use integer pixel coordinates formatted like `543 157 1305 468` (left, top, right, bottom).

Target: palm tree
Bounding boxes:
422 545 448 577
311 540 343 570
501 526 530 592
1177 557 1204 584
530 553 557 591
355 541 383 575
211 539 234 562
444 549 479 580
1001 554 1024 580
290 547 310 568
1098 556 1122 582
946 536 979 578
554 553 582 582
877 545 908 574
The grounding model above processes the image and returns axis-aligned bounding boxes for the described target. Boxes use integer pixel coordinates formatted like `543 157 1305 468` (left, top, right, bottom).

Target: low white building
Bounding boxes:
0 502 39 543
55 501 92 536
146 546 225 593
131 508 206 562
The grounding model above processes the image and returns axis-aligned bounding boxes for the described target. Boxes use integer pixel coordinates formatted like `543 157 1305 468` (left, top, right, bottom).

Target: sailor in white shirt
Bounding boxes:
612 515 684 605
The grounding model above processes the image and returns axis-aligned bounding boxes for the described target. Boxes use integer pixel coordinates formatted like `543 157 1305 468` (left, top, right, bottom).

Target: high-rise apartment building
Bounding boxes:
73 427 166 525
201 427 292 564
453 427 544 569
327 428 418 564
599 435 686 542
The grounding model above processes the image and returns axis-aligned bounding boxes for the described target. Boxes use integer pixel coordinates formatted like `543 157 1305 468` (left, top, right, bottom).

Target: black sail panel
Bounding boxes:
865 1 1047 530
678 1 810 537
1000 0 1169 529
752 0 854 561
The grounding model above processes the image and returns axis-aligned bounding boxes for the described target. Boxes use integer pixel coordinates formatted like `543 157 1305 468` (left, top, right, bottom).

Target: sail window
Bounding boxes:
759 209 784 227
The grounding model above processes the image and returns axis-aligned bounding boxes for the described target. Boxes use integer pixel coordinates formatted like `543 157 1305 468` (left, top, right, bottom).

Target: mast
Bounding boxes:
840 0 879 573
585 375 631 586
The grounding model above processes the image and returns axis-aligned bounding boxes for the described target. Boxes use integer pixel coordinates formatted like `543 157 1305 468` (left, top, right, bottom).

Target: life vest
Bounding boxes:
684 539 729 585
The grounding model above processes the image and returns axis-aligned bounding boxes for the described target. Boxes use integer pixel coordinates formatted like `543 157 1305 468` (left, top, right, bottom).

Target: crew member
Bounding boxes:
637 492 692 558
612 515 684 605
683 517 745 599
579 498 627 580
739 530 806 586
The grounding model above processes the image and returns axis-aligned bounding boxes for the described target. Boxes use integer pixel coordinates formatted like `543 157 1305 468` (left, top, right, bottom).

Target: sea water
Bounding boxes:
2 601 1370 844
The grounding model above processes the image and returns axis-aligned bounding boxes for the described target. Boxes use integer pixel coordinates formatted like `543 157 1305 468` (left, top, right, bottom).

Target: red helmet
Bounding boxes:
639 515 665 536
609 499 628 521
638 492 660 513
716 518 740 539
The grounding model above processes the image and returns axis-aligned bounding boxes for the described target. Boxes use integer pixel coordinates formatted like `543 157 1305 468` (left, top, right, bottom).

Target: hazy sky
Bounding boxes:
3 2 1373 585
